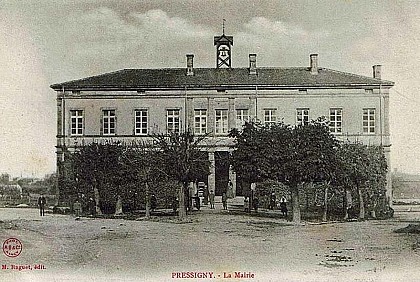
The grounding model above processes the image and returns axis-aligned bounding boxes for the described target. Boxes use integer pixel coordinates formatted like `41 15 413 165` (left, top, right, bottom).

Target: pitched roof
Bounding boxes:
50 67 394 91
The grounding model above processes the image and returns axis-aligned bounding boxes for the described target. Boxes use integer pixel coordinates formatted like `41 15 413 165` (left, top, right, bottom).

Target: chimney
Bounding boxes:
186 54 194 76
249 54 257 75
310 54 318 75
373 65 381 79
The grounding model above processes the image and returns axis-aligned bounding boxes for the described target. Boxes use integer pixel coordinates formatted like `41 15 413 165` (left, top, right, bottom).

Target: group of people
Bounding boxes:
38 184 289 218
243 193 288 217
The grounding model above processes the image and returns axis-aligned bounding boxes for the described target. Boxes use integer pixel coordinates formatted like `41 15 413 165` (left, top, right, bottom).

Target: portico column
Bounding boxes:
208 151 216 195
229 165 237 197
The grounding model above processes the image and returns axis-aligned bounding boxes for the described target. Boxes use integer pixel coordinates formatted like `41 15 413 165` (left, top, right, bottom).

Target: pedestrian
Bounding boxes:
151 194 157 211
253 196 259 212
194 193 200 210
172 196 178 214
280 197 288 217
38 194 46 216
88 197 96 216
209 190 215 209
73 199 82 218
227 180 234 198
270 192 276 210
203 185 209 205
244 196 249 212
222 192 228 210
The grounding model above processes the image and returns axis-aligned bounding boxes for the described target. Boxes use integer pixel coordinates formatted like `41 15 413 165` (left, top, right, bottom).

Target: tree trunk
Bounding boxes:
114 195 123 215
291 187 301 223
344 190 348 220
93 182 102 216
322 185 328 222
358 184 365 220
344 189 352 220
178 182 187 220
145 182 151 219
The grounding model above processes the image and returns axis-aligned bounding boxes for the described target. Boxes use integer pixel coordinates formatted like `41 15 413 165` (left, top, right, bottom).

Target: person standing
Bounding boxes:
38 194 46 216
253 196 259 212
227 180 234 198
222 192 228 210
244 196 249 212
88 197 96 216
209 190 215 209
150 194 157 211
280 197 288 218
73 200 82 218
172 196 178 214
270 192 276 210
194 193 200 210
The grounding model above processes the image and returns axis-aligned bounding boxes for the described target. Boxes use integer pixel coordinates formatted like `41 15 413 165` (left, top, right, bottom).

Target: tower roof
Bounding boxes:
214 34 234 45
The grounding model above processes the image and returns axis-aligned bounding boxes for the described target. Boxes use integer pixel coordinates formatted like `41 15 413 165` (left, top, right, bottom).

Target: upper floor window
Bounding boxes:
296 108 309 126
215 109 228 135
236 109 249 128
264 109 277 126
135 109 148 135
194 109 207 135
102 109 116 136
167 109 180 134
363 108 375 134
329 108 342 134
70 110 83 136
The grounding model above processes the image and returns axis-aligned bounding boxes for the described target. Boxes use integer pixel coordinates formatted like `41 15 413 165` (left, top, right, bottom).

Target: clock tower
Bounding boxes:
214 22 233 69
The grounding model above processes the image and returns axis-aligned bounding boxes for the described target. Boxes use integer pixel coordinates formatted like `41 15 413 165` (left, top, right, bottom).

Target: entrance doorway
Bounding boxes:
215 151 229 196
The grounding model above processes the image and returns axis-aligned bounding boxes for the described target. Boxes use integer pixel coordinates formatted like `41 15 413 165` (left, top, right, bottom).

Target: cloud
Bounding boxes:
62 7 214 71
243 17 309 38
233 17 330 67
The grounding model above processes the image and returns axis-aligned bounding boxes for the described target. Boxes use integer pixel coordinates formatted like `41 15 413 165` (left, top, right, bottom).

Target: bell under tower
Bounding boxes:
214 21 233 68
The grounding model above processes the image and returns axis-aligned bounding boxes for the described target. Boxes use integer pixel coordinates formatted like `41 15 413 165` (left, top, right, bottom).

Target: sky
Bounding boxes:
0 0 419 178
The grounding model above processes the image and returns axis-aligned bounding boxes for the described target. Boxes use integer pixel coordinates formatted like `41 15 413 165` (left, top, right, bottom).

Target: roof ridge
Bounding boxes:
322 67 394 85
50 69 128 88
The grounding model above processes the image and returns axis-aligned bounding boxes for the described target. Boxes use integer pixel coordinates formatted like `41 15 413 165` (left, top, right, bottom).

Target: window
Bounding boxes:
135 109 148 135
70 110 83 136
363 108 375 134
296 108 310 126
167 109 180 134
194 109 207 135
264 109 277 126
102 109 116 135
215 109 228 134
329 108 342 134
236 109 249 128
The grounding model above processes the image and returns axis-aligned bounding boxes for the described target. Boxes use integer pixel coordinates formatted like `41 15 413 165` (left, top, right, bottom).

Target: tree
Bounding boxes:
284 118 339 223
123 140 164 218
229 122 291 184
365 145 388 218
230 119 339 223
72 142 131 215
153 131 210 220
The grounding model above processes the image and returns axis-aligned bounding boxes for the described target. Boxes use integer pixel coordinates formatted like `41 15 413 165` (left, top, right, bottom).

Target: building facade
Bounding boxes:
51 33 394 200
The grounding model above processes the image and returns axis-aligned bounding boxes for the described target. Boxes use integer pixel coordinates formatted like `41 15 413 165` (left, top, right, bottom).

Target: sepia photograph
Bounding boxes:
1 0 419 281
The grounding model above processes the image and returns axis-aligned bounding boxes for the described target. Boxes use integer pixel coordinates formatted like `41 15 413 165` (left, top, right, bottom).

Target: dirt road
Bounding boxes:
0 207 419 282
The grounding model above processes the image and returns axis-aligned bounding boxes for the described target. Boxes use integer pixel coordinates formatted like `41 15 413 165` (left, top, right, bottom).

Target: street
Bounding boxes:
0 206 419 282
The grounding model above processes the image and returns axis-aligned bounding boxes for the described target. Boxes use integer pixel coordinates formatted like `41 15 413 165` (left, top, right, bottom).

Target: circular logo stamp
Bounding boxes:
3 238 22 258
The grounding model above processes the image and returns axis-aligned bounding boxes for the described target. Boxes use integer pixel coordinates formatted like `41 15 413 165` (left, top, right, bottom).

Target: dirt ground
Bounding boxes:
0 206 420 282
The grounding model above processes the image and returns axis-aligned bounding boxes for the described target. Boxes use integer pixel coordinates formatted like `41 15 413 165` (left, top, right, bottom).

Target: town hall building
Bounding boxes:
51 32 394 201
